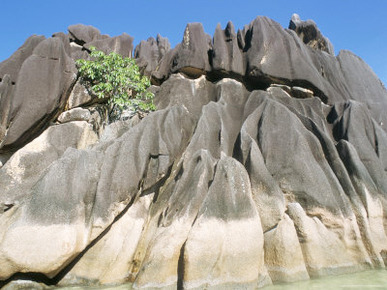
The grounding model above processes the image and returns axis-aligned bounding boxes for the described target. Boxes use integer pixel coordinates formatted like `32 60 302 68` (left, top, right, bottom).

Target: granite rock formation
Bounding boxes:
288 13 334 55
0 37 77 152
0 14 386 289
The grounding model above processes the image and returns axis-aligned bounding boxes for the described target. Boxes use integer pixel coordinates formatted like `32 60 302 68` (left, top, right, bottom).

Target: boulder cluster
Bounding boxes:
0 14 386 289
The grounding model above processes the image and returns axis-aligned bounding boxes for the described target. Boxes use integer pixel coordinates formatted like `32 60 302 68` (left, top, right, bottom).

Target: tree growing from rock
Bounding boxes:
76 46 155 118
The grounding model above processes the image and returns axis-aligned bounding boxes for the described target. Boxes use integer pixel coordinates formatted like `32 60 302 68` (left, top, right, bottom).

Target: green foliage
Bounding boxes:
76 47 155 115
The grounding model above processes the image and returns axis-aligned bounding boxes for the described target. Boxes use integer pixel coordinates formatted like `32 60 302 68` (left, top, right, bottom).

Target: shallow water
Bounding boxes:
56 270 387 289
263 270 387 290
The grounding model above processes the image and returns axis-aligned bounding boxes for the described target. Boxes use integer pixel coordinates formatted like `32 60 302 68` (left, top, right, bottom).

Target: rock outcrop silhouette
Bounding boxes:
0 15 387 289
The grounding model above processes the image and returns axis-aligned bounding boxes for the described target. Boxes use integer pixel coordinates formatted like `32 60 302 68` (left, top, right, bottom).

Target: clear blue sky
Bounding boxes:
1 1 387 85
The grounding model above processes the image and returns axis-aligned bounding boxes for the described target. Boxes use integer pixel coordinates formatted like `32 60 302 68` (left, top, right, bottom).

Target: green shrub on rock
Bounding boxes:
76 46 155 118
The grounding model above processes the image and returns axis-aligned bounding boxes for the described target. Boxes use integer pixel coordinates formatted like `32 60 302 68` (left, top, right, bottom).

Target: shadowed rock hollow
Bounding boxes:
0 14 387 289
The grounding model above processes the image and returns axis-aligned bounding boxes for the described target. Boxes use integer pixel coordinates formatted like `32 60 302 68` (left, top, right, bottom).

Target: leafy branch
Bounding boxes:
76 47 155 118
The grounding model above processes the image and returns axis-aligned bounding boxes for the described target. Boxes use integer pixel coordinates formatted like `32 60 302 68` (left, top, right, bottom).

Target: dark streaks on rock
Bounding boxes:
289 13 334 55
0 37 77 152
0 14 387 289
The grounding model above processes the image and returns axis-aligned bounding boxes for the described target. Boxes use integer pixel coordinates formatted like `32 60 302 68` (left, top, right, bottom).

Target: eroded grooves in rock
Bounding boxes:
0 13 387 290
0 37 77 153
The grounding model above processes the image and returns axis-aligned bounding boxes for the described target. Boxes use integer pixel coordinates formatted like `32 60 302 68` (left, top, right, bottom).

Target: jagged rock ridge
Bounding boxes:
0 14 387 289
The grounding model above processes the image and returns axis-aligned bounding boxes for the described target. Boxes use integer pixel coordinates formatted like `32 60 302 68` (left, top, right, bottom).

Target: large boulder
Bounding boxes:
149 15 387 137
264 214 309 282
85 33 134 57
330 101 387 193
336 51 387 130
0 35 46 83
171 23 212 78
66 78 94 109
68 24 103 45
181 156 271 289
240 16 387 130
0 37 77 152
289 13 334 55
151 48 177 84
135 34 171 76
153 23 212 82
57 107 91 123
155 73 216 117
211 21 244 78
52 32 72 56
0 105 196 281
135 37 161 76
0 121 98 210
240 16 331 96
58 193 154 286
0 75 14 151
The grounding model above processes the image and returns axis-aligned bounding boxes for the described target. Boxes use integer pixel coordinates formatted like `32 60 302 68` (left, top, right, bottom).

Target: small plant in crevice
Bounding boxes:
76 46 155 120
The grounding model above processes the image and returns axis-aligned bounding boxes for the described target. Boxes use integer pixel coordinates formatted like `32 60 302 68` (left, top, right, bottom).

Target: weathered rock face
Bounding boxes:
0 37 77 152
288 13 334 55
68 24 103 45
0 23 137 156
134 34 171 76
85 33 134 58
1 14 387 290
152 23 212 82
0 35 46 83
148 15 387 130
0 121 98 212
211 21 244 77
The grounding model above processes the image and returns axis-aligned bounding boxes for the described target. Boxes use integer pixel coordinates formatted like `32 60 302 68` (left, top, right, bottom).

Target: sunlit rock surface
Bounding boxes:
0 14 387 289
